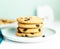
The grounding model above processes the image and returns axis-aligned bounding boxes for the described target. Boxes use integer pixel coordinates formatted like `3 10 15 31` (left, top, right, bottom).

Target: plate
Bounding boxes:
2 28 56 43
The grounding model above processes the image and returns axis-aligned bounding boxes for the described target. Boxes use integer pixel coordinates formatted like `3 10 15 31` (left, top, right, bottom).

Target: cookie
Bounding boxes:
0 19 16 24
17 27 41 33
5 19 15 23
17 28 41 34
16 32 42 37
0 21 4 24
18 23 43 28
17 16 43 24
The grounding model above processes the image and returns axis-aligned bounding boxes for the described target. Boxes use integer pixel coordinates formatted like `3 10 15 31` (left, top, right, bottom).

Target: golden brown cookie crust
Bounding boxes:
16 32 42 37
18 27 41 33
0 19 16 24
17 16 43 24
18 23 43 28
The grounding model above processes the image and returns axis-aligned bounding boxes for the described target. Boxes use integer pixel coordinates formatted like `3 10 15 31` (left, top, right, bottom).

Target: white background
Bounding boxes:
0 0 60 49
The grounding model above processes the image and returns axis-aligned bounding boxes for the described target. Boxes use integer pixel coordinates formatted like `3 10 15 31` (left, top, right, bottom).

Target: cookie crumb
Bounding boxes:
42 35 45 37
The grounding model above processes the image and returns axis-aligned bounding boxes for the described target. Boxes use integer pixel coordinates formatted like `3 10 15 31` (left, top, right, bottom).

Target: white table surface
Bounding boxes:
0 21 60 49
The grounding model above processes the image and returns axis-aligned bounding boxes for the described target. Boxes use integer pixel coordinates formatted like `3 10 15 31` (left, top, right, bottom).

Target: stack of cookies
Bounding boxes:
16 16 43 37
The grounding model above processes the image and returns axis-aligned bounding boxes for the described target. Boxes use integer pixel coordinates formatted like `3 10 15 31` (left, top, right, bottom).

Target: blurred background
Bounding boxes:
0 0 59 21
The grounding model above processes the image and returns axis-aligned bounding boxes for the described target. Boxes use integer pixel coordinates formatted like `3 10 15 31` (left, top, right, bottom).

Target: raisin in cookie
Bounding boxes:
17 16 43 24
16 32 42 37
18 27 41 33
18 23 43 28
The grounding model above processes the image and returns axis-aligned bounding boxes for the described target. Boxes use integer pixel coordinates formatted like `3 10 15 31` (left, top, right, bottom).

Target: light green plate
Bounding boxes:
2 27 56 43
